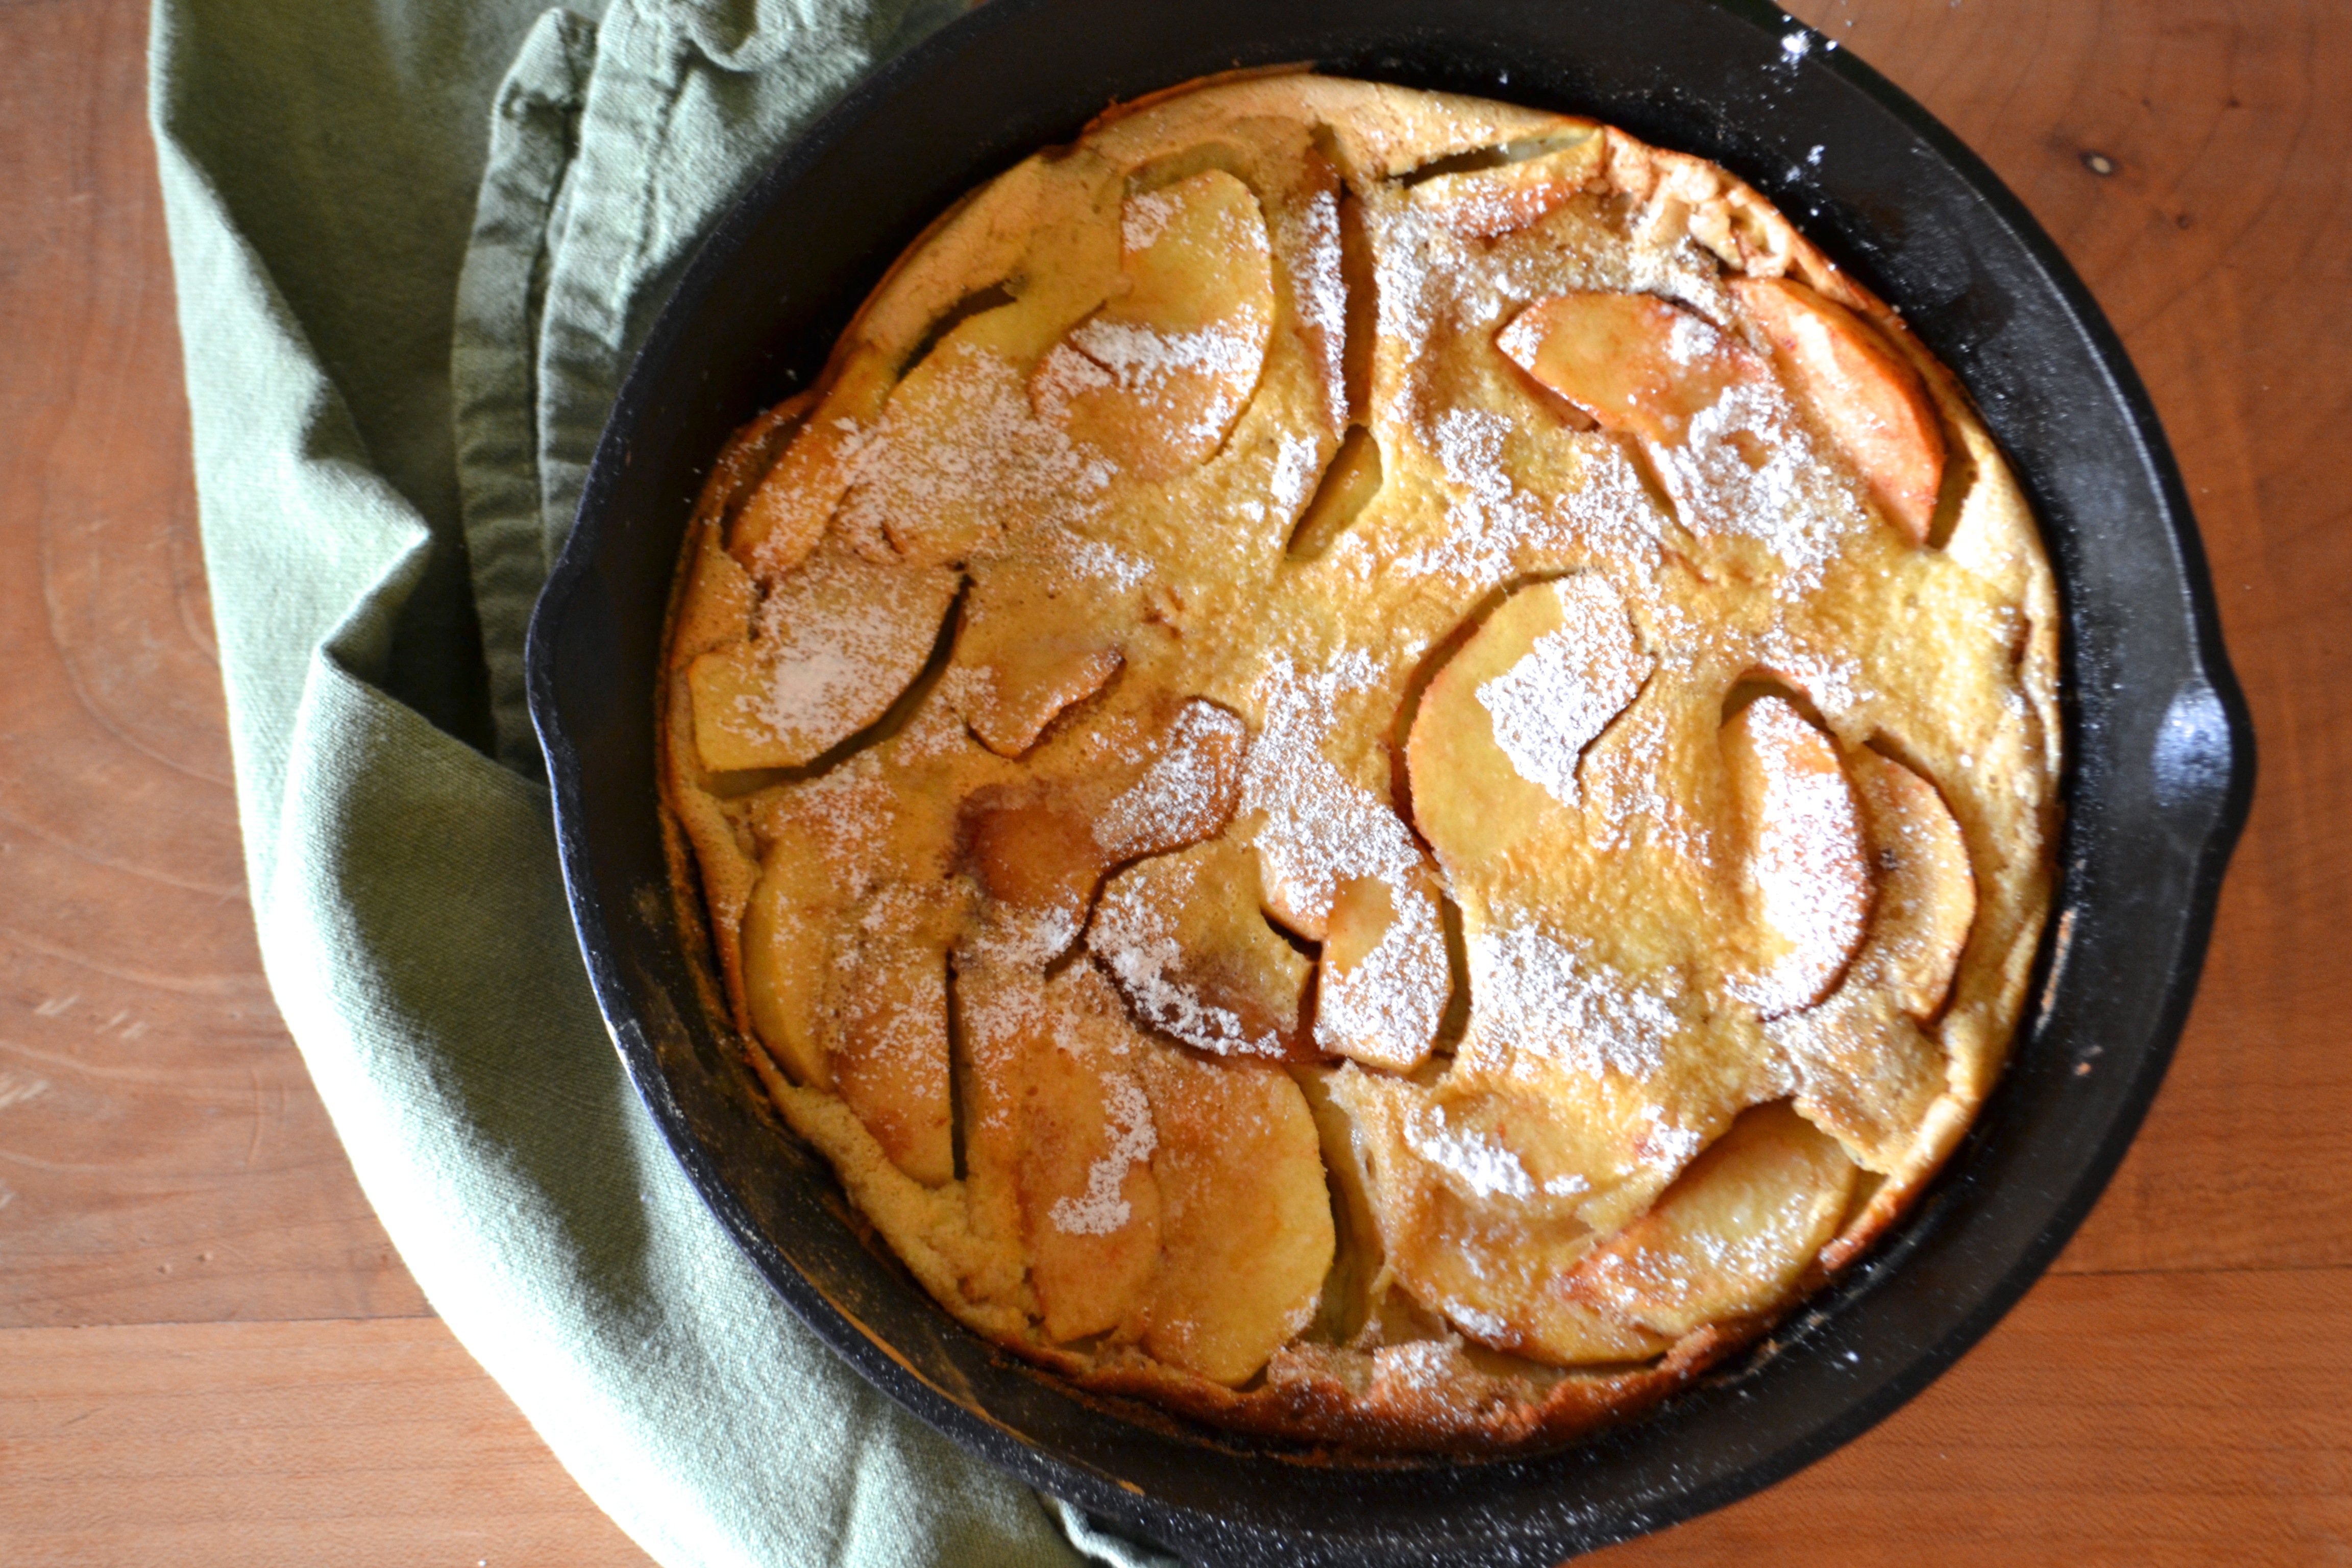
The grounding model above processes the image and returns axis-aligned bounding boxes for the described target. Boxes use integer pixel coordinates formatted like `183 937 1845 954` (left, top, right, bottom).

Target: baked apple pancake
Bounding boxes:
657 72 2060 1452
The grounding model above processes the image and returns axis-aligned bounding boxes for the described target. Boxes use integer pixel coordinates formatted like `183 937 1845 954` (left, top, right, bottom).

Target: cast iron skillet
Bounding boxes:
526 1 2255 1561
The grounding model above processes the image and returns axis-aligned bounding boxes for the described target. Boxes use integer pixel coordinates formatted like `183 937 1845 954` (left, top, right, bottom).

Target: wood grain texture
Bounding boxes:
0 0 2344 1562
0 0 427 1330
0 1318 654 1567
1598 1266 2352 1566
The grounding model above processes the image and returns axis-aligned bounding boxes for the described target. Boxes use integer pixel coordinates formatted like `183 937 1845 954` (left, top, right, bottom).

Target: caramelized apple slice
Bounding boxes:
951 550 1125 757
1032 170 1276 480
1092 698 1251 862
1723 695 1872 1017
1849 748 1975 1019
1497 291 1765 447
960 787 1103 950
1314 872 1451 1074
1406 575 1651 866
1575 1100 1857 1336
1410 134 1607 239
961 697 1248 948
687 537 958 772
1330 1069 1674 1365
1731 276 1947 543
1090 835 1311 1059
740 837 842 1090
1768 748 1975 1169
1007 969 1165 1343
1135 1043 1333 1385
829 881 973 1187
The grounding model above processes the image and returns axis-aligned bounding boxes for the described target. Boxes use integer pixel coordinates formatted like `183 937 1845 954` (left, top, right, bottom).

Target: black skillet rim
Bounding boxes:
526 1 2257 1561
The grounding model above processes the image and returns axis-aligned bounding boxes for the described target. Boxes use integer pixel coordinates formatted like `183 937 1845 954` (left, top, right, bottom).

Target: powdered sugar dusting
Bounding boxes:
1316 879 1449 1067
1095 701 1247 858
1477 578 1653 807
1392 407 1661 581
1089 851 1288 1058
1730 698 1870 1016
1652 376 1849 589
1241 654 1425 925
1268 430 1324 521
1467 924 1680 1080
1122 188 1180 252
737 550 951 755
1277 185 1351 427
1049 1071 1157 1235
836 341 1113 552
1402 1104 1587 1200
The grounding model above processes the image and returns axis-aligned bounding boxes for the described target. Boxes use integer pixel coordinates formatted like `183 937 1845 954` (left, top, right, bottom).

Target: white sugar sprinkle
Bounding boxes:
1477 579 1653 808
1467 924 1680 1080
1050 1072 1157 1235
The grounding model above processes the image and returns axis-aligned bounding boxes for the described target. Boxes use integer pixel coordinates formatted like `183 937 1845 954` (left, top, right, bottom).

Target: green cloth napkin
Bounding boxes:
148 1 1178 1562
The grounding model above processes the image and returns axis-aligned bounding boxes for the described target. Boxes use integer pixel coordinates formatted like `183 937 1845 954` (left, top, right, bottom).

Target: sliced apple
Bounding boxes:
951 550 1125 757
1091 697 1251 863
1768 748 1974 1170
960 786 1103 945
1314 871 1452 1074
1005 969 1165 1344
728 403 856 583
1848 747 1975 1020
1330 1069 1674 1365
1409 135 1607 239
1284 424 1384 561
687 537 958 772
1723 695 1872 1018
1089 835 1312 1060
829 880 973 1187
670 520 757 671
1134 1042 1334 1385
1574 1100 1857 1336
960 697 1248 948
1031 170 1276 481
836 288 1107 568
739 835 843 1090
1406 575 1651 868
1497 291 1765 447
1729 276 1947 543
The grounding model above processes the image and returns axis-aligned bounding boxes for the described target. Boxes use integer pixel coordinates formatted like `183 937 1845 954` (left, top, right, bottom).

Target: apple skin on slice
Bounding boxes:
1573 1099 1858 1337
1768 747 1976 1170
1134 1042 1334 1385
686 536 958 773
1729 276 1947 544
1722 694 1873 1018
1496 291 1765 448
1089 835 1313 1061
1032 170 1276 481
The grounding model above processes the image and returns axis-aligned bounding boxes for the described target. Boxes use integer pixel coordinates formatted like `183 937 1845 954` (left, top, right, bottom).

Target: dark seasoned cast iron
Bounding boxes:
526 1 2255 1561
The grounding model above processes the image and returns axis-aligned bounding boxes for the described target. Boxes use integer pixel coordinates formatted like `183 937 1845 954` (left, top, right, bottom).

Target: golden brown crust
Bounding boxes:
657 72 2060 1454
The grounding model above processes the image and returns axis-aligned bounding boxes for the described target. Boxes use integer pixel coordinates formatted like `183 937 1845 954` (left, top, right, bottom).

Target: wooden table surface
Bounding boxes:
4 0 2346 1562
